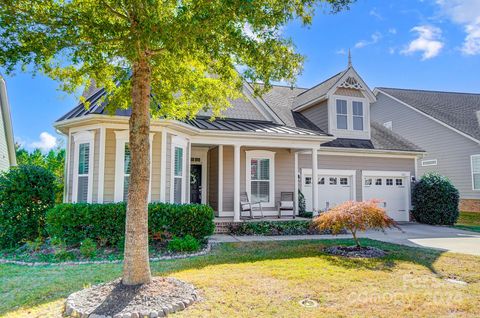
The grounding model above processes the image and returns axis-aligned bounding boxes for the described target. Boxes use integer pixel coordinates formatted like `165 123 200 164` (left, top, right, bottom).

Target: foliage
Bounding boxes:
15 146 65 203
298 190 307 215
24 238 44 253
0 165 56 248
228 220 331 236
313 200 399 247
46 203 215 246
412 173 460 225
167 235 201 253
79 238 97 259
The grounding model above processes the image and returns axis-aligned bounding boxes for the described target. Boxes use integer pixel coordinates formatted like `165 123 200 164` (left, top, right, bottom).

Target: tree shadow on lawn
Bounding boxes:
0 238 467 316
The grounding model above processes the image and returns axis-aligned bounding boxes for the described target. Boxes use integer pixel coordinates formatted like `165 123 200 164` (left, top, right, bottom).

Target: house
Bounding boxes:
371 88 480 212
54 61 424 222
0 75 16 171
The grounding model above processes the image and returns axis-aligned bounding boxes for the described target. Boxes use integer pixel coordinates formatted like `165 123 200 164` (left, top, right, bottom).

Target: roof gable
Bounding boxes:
376 87 480 142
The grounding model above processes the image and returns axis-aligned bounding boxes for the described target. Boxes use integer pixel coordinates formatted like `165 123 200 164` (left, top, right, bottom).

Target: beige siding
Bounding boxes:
334 88 365 98
300 100 328 132
150 132 161 202
222 146 234 211
208 147 219 212
299 154 415 201
103 129 116 203
165 133 172 201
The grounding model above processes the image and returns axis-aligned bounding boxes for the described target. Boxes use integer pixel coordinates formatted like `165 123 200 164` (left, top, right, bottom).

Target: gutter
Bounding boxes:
0 76 16 166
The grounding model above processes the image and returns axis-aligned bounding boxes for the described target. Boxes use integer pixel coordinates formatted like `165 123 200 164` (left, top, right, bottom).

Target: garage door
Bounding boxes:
301 169 355 212
363 173 410 222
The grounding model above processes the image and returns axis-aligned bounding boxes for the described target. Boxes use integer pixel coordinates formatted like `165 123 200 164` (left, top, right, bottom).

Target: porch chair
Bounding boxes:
240 192 264 219
278 192 295 219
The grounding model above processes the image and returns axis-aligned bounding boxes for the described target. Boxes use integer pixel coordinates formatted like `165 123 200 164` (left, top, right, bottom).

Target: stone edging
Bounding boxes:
0 243 212 267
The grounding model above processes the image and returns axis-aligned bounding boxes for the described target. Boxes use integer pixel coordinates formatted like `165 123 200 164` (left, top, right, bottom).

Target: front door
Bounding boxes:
190 164 202 204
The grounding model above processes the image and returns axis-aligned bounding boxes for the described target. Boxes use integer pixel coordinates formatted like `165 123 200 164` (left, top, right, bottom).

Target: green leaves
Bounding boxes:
0 0 353 119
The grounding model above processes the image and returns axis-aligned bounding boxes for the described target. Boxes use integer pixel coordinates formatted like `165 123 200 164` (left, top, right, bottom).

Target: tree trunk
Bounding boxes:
122 55 152 285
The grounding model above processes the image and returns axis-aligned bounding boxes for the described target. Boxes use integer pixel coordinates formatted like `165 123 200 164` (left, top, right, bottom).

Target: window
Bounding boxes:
352 101 364 131
336 99 348 129
123 143 131 201
304 176 312 186
340 177 348 185
375 178 382 185
386 178 393 186
173 146 184 204
329 177 337 185
365 178 372 186
395 178 403 186
77 143 90 202
319 177 325 185
421 159 438 167
72 131 94 203
246 151 275 207
472 155 480 190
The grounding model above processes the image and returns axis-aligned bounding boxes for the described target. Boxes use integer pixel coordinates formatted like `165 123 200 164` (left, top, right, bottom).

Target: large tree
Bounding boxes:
0 0 353 285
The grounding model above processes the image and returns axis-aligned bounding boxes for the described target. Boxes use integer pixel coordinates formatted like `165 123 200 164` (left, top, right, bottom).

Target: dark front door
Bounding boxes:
190 164 202 204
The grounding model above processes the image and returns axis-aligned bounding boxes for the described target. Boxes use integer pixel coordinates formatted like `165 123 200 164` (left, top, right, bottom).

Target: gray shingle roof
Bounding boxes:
322 122 424 152
292 71 345 109
378 87 480 141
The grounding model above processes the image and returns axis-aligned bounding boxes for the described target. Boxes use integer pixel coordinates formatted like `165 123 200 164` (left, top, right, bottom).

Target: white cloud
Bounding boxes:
29 132 57 152
388 28 397 35
436 0 480 55
335 48 347 55
369 8 383 20
354 32 382 49
388 47 396 54
401 25 444 60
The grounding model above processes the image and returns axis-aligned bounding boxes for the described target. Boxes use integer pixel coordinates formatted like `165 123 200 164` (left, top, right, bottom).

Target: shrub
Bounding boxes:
298 190 306 215
0 165 56 248
80 238 97 258
313 200 399 247
228 220 328 236
54 250 76 262
412 173 460 225
46 202 215 246
167 235 201 253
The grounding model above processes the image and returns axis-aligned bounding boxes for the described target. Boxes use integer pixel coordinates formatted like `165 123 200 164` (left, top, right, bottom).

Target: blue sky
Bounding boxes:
2 0 480 151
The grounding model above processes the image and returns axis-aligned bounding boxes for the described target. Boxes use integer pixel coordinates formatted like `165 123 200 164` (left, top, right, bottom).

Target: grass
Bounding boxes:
455 211 480 233
1 239 480 317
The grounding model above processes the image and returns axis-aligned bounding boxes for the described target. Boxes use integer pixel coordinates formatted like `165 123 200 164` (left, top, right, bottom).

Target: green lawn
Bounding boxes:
1 239 480 318
455 211 480 233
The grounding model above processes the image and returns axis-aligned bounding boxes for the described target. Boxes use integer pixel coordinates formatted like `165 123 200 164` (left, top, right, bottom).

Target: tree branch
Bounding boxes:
100 0 130 21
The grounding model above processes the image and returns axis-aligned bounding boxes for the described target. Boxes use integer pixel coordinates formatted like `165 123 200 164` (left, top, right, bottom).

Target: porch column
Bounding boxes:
233 144 241 222
159 128 167 202
294 151 299 215
218 145 223 215
312 147 319 216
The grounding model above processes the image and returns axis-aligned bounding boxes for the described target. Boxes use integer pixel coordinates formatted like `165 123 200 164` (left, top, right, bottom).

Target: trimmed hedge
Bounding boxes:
46 202 215 246
412 173 460 225
0 165 56 248
228 220 335 236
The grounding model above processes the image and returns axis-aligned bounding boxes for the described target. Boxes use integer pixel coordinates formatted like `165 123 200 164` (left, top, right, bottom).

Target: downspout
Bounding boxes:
0 76 17 166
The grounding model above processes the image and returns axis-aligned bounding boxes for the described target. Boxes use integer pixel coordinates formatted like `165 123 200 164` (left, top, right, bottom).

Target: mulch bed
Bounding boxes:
65 277 198 317
323 245 386 258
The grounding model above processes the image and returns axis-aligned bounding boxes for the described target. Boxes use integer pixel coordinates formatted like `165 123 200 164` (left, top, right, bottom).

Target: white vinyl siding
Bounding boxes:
472 155 480 190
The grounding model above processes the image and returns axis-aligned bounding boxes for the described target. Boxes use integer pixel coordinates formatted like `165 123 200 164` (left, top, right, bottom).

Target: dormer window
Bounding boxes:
336 99 348 129
353 101 364 131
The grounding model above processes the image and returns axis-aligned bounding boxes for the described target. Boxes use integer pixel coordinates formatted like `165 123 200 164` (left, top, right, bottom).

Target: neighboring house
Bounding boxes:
372 88 480 212
0 75 16 171
54 63 423 222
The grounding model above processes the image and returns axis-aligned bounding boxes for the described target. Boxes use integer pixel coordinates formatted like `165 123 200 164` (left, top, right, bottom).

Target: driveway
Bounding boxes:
210 223 480 256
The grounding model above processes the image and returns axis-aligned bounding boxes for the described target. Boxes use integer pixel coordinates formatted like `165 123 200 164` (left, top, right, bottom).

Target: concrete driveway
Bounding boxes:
211 223 480 256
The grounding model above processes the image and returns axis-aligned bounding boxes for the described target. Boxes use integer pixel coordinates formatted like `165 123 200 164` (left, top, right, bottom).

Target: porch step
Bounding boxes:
214 221 234 234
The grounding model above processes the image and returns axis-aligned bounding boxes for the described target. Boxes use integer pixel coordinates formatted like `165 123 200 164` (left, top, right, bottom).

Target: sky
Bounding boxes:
2 0 480 151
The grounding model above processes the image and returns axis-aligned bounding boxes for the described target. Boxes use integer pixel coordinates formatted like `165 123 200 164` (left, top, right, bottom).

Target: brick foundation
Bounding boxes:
459 199 480 212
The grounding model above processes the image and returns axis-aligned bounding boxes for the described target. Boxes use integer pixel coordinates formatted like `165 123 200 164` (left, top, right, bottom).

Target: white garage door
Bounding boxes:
363 172 410 222
302 169 355 212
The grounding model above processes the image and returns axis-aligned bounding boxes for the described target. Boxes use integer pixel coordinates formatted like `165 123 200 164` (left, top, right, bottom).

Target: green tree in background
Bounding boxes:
16 145 65 203
0 0 354 285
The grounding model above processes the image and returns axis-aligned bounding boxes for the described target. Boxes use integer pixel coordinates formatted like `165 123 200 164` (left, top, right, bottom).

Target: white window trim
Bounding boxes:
170 135 188 204
335 99 348 130
352 101 364 131
245 150 276 208
471 154 480 191
72 131 95 203
114 130 154 202
421 159 438 167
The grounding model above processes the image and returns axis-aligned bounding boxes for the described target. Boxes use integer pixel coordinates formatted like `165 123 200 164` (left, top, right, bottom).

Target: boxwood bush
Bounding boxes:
412 173 460 225
0 165 56 248
46 202 215 246
228 220 333 236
